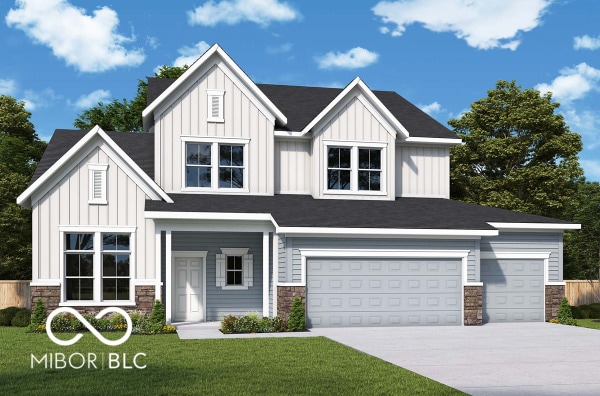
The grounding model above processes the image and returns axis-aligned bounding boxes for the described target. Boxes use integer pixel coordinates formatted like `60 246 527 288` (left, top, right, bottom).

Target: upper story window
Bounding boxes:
207 90 224 122
183 138 248 191
88 164 108 204
325 142 385 194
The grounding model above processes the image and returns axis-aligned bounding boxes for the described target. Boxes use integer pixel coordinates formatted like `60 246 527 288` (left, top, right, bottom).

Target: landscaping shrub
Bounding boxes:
234 315 261 333
11 308 31 327
221 315 237 334
287 297 306 331
557 297 578 326
30 298 47 326
272 316 286 332
150 300 166 326
0 307 20 326
259 317 274 333
571 303 600 319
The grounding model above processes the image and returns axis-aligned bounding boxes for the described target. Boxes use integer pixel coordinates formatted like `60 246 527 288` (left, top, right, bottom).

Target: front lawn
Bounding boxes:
0 327 463 395
577 319 600 330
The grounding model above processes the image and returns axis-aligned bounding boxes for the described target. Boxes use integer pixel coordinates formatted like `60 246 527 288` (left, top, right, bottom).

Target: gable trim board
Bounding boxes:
142 44 286 130
17 126 172 209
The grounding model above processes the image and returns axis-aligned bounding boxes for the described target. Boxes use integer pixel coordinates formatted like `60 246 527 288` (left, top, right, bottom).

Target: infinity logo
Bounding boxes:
46 307 133 346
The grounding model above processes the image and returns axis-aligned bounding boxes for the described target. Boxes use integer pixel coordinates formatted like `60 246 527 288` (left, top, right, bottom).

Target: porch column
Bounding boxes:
263 231 269 317
164 229 172 323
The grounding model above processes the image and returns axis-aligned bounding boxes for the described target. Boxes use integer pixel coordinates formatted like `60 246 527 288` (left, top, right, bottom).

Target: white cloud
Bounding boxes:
316 47 379 70
0 79 17 96
563 108 600 150
574 35 600 50
372 0 551 50
266 42 293 55
6 0 145 73
146 36 160 50
71 89 111 109
188 0 301 27
536 63 600 103
173 41 211 68
419 101 442 115
21 88 59 111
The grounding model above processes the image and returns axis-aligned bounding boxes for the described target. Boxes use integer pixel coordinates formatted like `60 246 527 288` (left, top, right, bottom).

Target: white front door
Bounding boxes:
173 256 204 322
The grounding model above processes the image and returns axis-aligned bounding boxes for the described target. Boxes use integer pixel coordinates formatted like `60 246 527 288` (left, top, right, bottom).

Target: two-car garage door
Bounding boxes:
306 258 462 327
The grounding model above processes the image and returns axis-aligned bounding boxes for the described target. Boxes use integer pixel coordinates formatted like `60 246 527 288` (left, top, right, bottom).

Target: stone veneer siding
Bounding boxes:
277 285 305 322
545 284 565 321
464 285 483 325
30 285 157 315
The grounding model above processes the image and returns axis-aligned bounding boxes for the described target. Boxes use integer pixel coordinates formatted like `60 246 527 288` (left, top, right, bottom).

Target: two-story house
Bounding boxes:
17 44 579 327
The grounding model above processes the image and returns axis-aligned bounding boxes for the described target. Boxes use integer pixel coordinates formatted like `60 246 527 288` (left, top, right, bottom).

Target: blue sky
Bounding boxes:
1 0 599 181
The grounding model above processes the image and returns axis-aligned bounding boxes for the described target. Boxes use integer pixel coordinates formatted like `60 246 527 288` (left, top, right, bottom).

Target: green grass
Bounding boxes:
0 327 463 396
576 319 600 330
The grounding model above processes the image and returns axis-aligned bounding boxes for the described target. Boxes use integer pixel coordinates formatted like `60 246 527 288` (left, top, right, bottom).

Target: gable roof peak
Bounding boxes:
142 43 286 130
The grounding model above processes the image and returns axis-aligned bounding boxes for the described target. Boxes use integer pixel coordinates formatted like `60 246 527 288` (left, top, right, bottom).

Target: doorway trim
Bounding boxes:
170 251 207 323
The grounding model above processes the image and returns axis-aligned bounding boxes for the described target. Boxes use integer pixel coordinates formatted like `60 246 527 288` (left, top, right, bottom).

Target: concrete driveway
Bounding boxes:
310 323 600 395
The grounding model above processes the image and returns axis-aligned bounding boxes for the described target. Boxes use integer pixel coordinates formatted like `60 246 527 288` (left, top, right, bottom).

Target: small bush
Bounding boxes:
558 297 578 326
571 303 600 319
272 316 286 332
162 325 177 333
110 313 127 327
150 300 166 326
221 315 237 334
11 308 31 327
234 315 260 333
0 307 20 326
50 313 73 332
287 297 306 331
259 317 274 333
129 311 147 327
30 298 47 326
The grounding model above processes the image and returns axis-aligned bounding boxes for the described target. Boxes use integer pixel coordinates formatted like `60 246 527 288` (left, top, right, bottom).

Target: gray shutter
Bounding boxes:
243 254 253 287
216 254 226 287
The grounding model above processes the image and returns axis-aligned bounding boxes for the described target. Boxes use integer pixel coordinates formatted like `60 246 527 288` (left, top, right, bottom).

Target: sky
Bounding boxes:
1 0 599 181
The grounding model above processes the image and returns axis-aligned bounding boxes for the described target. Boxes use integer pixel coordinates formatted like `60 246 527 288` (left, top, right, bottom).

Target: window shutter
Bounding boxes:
216 254 226 287
243 254 253 287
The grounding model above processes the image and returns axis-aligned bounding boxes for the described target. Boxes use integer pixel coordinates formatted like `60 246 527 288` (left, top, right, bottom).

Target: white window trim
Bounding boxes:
58 227 136 305
217 248 252 290
207 89 225 123
181 137 250 193
88 164 108 205
323 141 387 196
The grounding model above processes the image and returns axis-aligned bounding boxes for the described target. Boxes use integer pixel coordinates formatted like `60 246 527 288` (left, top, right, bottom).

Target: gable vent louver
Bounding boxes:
92 170 103 200
207 89 224 122
88 164 108 204
211 95 220 119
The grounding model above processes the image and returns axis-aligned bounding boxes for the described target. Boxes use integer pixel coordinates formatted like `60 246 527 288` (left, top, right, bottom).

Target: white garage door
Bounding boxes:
481 259 544 323
306 258 462 327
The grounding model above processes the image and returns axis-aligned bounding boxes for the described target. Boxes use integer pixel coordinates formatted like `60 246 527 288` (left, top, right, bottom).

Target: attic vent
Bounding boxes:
207 89 224 123
88 164 108 204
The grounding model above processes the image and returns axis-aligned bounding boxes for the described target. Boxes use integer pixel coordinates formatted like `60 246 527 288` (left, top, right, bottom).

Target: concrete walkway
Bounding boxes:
176 322 600 395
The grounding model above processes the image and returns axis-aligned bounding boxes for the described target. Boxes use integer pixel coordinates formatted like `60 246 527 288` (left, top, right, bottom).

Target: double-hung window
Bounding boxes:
184 139 247 191
63 229 133 304
216 248 253 290
325 142 385 194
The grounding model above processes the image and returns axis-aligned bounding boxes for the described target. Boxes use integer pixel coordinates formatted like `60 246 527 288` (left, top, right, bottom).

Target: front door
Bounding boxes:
173 256 204 322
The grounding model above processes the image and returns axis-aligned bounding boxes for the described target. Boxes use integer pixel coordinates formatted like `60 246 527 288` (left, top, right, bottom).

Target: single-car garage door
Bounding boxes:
481 259 544 323
306 258 462 327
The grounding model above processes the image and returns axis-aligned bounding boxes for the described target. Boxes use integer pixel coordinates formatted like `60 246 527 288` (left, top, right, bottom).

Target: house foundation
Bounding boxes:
545 284 565 321
464 285 483 325
277 285 305 322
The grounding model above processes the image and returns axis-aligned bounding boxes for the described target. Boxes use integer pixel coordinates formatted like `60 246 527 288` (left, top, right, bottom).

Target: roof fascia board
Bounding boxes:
143 44 286 127
487 222 581 231
18 126 172 208
144 211 276 222
402 137 463 146
277 226 498 237
274 131 312 140
300 77 409 139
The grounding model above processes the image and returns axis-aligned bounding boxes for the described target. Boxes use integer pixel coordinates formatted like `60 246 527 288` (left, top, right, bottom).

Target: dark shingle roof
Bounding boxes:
30 129 154 185
145 194 572 229
145 79 457 139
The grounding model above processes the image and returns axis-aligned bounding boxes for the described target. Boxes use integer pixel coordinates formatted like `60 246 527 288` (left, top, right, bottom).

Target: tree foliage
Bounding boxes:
74 65 188 132
0 95 46 280
449 80 583 219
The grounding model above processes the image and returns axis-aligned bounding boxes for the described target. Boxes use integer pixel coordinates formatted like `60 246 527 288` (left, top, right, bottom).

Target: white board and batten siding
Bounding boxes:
396 145 450 198
274 140 311 194
312 95 396 200
154 62 275 195
31 145 155 282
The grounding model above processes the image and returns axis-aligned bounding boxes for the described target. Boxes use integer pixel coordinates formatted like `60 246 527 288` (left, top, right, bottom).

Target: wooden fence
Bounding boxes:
565 280 600 306
0 280 30 309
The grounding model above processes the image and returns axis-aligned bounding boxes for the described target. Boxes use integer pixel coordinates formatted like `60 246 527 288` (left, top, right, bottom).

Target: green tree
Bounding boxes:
564 181 600 280
0 95 46 280
74 65 188 132
449 80 583 219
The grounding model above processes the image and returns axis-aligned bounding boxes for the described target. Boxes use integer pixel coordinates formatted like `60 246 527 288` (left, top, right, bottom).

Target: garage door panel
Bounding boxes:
481 258 544 323
307 259 462 328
